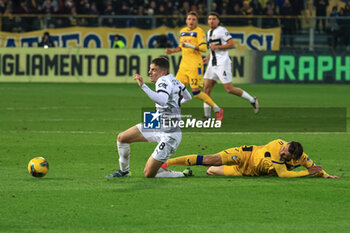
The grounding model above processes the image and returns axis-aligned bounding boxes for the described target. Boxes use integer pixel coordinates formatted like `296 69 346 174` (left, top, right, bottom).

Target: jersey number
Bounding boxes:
159 142 165 150
242 146 253 151
190 79 198 86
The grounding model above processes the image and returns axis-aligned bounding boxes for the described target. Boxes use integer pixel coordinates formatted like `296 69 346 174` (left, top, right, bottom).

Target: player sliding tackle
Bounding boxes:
106 57 193 178
161 139 339 178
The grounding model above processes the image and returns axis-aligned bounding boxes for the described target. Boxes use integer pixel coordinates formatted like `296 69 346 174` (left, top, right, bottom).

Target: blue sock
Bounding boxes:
196 155 203 165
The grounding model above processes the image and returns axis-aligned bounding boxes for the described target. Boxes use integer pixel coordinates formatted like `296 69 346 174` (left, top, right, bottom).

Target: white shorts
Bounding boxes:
203 63 232 84
136 123 182 163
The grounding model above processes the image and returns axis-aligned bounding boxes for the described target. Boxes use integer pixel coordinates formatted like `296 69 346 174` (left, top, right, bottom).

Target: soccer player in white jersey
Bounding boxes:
203 12 260 119
106 57 193 178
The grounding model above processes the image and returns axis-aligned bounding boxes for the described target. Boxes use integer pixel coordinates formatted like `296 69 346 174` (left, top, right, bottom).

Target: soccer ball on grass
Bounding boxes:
28 157 49 178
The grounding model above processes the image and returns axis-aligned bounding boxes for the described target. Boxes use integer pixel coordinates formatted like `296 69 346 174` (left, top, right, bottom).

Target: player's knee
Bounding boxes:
203 86 211 95
225 88 232 93
143 169 156 178
117 132 127 143
192 90 201 97
224 85 234 93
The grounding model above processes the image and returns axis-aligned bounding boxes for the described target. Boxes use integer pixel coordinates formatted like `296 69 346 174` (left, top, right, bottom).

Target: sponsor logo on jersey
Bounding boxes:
181 32 198 37
158 82 168 89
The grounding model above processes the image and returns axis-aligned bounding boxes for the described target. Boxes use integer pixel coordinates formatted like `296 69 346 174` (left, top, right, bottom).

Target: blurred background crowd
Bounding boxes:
0 0 349 49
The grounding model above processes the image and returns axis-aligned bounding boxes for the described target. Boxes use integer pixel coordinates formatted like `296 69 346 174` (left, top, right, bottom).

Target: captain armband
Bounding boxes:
183 43 196 50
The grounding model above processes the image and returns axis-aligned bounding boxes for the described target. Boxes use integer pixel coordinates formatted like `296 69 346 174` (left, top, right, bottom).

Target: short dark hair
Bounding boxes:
187 11 198 20
288 141 303 160
151 57 169 72
208 12 220 21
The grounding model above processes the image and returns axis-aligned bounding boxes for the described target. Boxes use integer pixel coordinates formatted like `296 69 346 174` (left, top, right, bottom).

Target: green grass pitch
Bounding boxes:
0 83 349 233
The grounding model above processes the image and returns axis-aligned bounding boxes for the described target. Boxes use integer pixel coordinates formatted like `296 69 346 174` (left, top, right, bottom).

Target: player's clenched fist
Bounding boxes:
133 74 144 86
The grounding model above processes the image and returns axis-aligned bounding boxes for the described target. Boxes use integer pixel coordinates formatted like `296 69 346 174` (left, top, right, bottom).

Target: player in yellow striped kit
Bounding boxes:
161 139 339 178
166 11 224 121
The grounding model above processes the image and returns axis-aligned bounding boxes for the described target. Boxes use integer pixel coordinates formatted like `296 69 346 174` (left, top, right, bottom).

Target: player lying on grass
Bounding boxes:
161 139 339 178
106 57 193 178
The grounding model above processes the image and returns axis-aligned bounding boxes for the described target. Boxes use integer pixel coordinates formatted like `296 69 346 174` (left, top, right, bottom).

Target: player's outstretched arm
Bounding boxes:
197 43 207 52
273 162 318 178
134 74 169 105
165 47 181 55
307 165 324 175
310 165 339 178
300 154 339 178
180 42 207 52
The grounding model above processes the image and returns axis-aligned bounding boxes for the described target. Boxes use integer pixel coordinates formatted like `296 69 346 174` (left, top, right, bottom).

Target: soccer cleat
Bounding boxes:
106 170 130 178
182 168 194 177
201 116 210 121
251 97 260 114
215 108 224 121
160 162 168 168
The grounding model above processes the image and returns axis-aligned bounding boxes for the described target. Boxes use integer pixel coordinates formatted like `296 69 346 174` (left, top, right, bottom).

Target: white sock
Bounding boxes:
203 102 211 117
155 168 185 178
213 105 221 112
241 91 255 103
117 141 130 172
